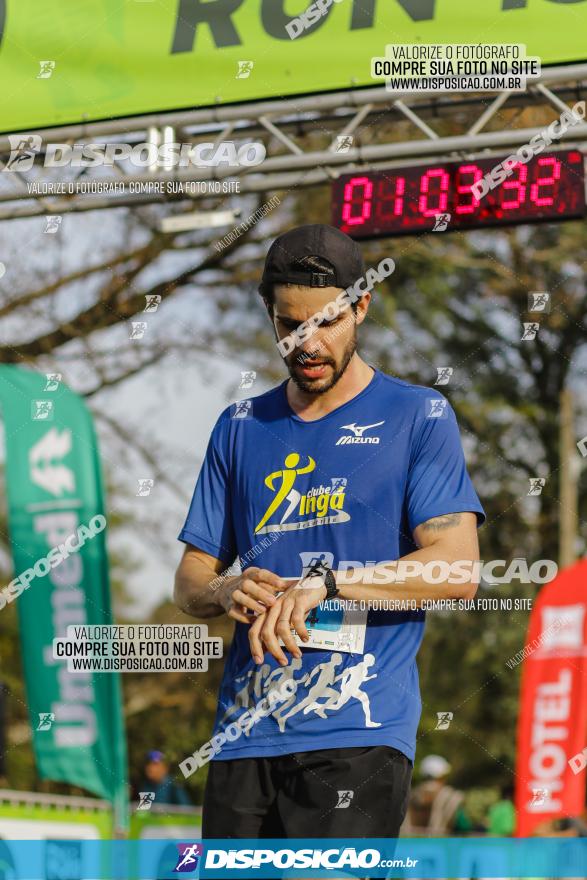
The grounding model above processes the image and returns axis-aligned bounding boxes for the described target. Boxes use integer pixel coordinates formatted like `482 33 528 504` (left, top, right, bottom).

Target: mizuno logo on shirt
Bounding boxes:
336 421 384 445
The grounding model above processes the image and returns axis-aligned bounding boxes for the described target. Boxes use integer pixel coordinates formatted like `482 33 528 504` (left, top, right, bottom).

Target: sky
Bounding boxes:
93 330 275 618
0 202 278 618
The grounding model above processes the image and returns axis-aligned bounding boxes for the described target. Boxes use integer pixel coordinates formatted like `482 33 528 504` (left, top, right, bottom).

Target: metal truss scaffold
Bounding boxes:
0 63 586 221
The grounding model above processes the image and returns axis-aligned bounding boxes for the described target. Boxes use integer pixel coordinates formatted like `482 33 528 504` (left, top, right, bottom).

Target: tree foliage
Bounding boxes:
0 159 585 803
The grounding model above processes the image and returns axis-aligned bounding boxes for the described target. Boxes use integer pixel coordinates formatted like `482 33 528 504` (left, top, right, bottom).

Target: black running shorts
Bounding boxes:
202 745 412 839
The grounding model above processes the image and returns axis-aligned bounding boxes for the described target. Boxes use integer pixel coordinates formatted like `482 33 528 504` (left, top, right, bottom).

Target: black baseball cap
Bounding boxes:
260 224 365 290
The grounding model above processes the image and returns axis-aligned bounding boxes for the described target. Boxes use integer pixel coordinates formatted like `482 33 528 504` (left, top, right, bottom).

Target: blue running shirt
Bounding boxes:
178 370 485 761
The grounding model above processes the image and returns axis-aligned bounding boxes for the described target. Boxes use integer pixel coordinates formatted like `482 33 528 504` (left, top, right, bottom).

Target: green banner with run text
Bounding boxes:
0 0 586 132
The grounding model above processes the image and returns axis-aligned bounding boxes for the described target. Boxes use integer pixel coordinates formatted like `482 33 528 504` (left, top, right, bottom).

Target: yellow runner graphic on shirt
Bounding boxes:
255 454 350 534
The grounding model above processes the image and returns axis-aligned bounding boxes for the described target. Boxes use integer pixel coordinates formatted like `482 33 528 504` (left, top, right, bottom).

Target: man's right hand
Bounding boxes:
218 567 288 624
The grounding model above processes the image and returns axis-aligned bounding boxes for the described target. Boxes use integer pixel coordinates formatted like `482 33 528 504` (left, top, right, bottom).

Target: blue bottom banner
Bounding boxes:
1 837 586 879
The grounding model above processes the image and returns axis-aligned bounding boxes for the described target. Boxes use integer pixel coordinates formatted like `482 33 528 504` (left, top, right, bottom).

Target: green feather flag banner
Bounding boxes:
0 366 128 832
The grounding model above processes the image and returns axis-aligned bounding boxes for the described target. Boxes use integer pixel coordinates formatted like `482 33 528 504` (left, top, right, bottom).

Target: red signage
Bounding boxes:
515 559 587 836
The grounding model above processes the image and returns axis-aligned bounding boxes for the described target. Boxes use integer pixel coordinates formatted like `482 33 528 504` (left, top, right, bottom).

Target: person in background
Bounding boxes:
406 754 474 835
533 816 587 837
487 783 516 836
140 750 191 807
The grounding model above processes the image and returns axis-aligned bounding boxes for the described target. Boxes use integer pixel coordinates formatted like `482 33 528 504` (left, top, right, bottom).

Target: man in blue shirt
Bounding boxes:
175 224 484 840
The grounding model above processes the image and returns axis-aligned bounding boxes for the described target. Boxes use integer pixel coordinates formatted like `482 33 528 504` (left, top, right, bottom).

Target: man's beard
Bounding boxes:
286 331 358 395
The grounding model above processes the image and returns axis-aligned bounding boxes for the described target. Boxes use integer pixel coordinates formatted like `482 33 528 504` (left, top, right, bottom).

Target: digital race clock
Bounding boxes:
332 150 585 238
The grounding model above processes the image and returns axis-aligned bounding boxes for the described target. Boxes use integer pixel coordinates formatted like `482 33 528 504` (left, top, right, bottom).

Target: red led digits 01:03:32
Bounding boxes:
332 150 585 238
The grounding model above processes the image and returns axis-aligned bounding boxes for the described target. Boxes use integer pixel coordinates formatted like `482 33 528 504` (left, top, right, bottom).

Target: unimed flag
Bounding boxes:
0 366 128 830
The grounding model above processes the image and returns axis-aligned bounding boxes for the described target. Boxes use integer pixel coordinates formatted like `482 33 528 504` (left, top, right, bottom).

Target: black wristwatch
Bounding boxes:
300 561 340 599
324 567 340 600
